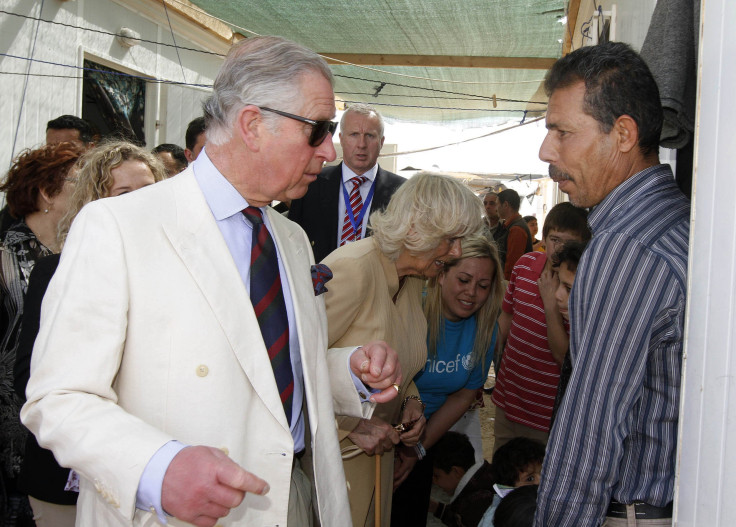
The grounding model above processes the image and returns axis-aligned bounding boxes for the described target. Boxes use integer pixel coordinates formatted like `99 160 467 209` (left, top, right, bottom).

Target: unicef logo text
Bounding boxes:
425 354 475 374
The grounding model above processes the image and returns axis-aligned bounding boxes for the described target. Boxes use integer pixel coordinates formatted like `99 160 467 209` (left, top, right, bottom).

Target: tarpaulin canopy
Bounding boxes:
185 0 568 125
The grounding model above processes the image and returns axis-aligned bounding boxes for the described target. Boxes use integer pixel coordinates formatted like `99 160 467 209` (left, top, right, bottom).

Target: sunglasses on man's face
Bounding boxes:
258 106 338 147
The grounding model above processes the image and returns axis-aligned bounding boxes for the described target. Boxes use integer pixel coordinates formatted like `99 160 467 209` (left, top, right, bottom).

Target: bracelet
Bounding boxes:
414 441 426 460
401 394 426 413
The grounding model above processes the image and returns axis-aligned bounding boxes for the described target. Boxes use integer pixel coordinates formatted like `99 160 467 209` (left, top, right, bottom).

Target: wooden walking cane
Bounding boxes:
375 454 381 527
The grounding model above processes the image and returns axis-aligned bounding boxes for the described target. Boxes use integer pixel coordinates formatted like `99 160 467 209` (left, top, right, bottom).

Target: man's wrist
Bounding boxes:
136 441 187 524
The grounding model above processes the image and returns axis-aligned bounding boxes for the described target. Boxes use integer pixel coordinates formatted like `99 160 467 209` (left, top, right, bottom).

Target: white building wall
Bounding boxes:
572 0 657 50
675 0 736 524
0 0 221 170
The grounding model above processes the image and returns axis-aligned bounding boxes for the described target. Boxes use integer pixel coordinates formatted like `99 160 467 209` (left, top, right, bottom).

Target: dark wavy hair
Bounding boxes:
0 143 84 218
491 437 546 486
544 41 663 156
432 431 476 473
551 240 589 273
541 202 591 241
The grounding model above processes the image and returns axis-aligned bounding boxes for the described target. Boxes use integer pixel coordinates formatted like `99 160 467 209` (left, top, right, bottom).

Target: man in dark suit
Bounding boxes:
288 103 405 262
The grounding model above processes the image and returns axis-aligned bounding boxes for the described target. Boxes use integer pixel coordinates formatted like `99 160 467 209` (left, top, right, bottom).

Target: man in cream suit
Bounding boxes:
21 37 401 527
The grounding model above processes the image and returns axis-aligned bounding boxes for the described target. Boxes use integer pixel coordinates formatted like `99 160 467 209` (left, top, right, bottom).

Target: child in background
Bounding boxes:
429 432 495 527
430 434 545 527
478 437 545 527
492 202 591 450
549 240 588 426
523 215 544 252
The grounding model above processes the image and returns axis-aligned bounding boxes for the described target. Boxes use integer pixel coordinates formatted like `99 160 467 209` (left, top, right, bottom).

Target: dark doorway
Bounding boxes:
82 59 146 145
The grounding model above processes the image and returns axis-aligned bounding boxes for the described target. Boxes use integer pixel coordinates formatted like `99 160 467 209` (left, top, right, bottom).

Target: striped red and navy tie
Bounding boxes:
339 176 368 246
243 206 294 425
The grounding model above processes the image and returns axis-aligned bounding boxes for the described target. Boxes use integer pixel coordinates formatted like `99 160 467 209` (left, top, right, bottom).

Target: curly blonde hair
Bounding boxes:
57 140 167 246
370 172 483 261
425 234 504 365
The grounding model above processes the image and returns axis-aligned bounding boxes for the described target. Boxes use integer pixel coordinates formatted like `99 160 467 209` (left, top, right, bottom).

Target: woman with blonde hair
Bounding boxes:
56 140 167 246
322 172 483 526
392 234 504 525
13 140 165 527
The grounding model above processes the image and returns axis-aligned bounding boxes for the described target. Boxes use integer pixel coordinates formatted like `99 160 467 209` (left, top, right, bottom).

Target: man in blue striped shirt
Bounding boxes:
534 42 690 526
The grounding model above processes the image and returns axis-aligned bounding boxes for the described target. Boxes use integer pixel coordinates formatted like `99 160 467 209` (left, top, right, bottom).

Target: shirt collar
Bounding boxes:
452 459 485 500
341 162 378 183
192 148 252 220
587 164 673 234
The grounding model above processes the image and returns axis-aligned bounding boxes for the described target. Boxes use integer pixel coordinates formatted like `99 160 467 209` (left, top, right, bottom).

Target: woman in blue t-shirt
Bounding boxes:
392 234 504 526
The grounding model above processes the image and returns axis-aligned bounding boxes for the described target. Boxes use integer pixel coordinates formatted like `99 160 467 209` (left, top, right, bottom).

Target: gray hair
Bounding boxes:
371 172 484 261
203 36 334 145
340 103 385 137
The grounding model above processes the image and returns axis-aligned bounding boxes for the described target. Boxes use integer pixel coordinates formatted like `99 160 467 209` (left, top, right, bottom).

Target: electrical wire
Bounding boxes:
0 54 544 113
0 53 212 88
378 115 545 158
0 5 553 117
0 7 548 87
340 99 540 113
335 73 542 105
1 7 547 110
10 0 45 168
0 9 224 57
162 1 187 83
336 90 546 105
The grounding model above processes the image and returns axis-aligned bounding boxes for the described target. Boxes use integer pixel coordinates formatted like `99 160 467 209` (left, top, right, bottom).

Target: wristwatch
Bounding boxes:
414 441 426 460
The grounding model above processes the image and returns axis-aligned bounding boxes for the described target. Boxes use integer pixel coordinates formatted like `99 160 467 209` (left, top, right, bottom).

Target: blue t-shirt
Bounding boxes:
414 317 498 418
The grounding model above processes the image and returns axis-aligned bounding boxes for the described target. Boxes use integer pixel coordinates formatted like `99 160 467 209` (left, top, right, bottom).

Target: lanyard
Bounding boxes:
341 176 376 237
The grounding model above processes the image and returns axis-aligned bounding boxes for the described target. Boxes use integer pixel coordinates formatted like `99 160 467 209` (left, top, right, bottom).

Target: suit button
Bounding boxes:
196 365 209 377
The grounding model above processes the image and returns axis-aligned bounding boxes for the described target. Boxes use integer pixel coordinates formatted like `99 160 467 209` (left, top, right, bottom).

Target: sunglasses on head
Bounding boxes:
258 106 338 147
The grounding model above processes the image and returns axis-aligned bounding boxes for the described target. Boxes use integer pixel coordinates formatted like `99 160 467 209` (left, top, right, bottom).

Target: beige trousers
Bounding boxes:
28 497 76 527
288 456 313 527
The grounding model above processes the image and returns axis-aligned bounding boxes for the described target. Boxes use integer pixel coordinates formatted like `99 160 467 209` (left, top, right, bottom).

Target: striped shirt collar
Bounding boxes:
588 164 674 234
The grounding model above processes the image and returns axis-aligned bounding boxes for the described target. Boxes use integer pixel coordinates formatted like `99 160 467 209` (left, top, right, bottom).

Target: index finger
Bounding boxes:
216 461 270 496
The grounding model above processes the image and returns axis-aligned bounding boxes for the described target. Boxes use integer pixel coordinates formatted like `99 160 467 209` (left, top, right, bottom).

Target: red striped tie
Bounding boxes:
242 207 294 425
340 176 369 246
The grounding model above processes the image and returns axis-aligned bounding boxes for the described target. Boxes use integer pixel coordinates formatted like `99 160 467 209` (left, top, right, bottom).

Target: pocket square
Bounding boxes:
311 264 333 296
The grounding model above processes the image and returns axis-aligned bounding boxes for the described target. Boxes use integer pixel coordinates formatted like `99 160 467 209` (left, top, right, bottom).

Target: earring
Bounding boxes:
44 209 49 214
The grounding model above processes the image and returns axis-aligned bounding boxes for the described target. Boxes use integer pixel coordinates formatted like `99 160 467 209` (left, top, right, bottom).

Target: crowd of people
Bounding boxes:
0 35 688 527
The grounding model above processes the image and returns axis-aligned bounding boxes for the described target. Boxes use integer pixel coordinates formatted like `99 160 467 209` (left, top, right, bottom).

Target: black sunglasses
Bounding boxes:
258 106 337 147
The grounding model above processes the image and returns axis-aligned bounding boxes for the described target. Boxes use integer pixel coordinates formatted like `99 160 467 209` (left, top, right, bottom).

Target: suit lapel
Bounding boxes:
322 164 342 246
371 166 391 211
161 171 289 429
266 209 321 431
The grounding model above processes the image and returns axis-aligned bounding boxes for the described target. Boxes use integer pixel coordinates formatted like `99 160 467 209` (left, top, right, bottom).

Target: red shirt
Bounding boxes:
492 252 565 432
503 212 531 280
